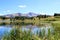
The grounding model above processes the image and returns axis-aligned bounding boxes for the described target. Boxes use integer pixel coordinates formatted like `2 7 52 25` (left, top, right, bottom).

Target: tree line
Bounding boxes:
0 15 51 20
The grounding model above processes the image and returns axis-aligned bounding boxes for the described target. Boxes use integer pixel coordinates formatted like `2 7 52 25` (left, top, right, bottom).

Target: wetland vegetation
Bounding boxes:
0 14 60 40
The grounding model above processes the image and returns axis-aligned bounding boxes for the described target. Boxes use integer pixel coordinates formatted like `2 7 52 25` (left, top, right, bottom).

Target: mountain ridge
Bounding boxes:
4 12 39 18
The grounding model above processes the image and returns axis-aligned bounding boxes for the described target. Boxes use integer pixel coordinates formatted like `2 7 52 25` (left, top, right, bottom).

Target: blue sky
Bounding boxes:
0 0 60 15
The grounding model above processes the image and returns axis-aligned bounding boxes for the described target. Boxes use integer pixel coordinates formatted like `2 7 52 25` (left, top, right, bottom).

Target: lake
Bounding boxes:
0 22 54 40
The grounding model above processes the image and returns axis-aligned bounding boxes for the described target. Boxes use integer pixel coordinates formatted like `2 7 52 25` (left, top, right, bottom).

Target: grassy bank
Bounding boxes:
52 21 60 32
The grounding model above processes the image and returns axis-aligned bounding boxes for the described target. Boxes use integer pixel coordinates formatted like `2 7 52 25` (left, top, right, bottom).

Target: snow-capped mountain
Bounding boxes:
4 12 39 18
27 12 39 17
4 13 21 18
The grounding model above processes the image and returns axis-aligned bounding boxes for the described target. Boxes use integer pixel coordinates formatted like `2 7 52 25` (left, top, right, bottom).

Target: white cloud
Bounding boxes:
0 13 4 15
6 10 10 12
3 10 10 13
18 5 27 8
40 12 47 15
3 10 11 15
0 10 11 15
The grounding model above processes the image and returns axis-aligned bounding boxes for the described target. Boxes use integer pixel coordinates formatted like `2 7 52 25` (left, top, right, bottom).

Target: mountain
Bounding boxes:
4 12 39 18
4 13 21 18
27 12 39 17
21 12 39 17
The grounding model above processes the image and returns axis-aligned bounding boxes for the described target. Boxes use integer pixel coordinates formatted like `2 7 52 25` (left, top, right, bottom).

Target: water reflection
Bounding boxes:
0 25 53 37
0 22 54 39
21 25 53 35
0 25 11 39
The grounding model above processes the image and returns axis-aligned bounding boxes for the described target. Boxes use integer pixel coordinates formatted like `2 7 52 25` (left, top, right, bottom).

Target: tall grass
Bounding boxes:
2 27 60 40
2 27 37 40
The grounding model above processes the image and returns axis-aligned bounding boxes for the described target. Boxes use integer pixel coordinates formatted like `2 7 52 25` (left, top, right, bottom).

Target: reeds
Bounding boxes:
2 27 60 40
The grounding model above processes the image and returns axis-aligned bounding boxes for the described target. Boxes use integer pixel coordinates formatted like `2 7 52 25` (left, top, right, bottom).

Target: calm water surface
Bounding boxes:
0 24 54 39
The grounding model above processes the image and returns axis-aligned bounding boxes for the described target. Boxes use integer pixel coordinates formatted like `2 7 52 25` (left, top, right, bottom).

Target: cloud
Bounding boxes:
0 10 11 15
6 10 10 12
3 10 11 14
0 13 4 15
18 5 27 8
3 10 10 13
40 12 47 15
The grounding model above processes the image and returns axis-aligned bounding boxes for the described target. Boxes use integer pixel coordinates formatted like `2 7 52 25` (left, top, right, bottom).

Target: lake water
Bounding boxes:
0 23 54 39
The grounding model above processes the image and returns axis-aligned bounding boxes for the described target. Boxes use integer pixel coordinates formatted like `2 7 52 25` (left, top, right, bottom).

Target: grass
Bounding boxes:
1 27 60 40
0 16 60 40
52 21 60 32
2 27 37 40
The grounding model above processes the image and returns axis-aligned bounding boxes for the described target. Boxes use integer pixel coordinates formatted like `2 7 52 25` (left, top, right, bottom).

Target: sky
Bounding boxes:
0 0 60 15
